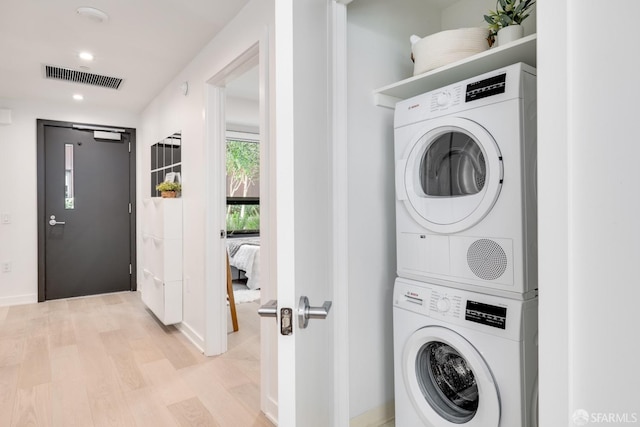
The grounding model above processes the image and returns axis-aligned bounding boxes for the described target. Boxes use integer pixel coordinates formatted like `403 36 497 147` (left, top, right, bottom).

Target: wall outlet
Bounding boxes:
1 262 11 273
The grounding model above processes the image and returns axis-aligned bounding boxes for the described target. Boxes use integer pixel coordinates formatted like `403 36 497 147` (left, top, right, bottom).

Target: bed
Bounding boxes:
226 237 261 290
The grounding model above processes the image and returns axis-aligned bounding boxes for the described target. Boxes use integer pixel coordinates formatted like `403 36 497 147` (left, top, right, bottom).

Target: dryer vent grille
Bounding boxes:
467 239 507 281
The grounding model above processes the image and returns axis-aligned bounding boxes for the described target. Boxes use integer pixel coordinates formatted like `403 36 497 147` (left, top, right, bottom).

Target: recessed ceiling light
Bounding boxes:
73 94 84 101
76 7 109 23
79 52 94 61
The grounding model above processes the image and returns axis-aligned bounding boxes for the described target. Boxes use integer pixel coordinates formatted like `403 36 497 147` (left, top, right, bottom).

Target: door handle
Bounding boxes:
258 300 278 318
298 296 332 329
49 215 66 226
258 301 294 336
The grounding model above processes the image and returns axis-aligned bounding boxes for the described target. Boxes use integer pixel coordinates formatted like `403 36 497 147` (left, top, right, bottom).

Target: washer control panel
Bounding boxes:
429 288 462 318
465 300 507 329
394 279 529 339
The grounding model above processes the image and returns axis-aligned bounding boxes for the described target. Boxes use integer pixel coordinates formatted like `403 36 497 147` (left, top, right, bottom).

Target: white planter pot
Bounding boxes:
496 24 524 47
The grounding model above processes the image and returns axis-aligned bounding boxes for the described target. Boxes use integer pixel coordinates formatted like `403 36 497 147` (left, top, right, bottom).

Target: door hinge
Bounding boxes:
128 142 131 153
129 264 132 275
128 203 132 214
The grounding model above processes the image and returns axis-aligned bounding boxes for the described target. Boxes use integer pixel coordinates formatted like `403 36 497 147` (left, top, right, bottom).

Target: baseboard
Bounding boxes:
263 395 278 426
350 401 395 427
175 321 205 353
0 293 37 307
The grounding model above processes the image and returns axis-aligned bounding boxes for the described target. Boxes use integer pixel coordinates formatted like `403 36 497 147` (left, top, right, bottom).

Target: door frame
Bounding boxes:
36 119 137 302
331 2 350 425
203 32 278 421
203 41 261 354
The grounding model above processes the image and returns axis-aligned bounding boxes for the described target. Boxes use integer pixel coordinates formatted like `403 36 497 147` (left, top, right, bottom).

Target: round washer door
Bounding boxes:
402 326 500 426
399 117 503 234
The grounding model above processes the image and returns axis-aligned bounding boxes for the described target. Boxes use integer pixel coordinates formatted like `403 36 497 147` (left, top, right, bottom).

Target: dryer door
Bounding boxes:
397 117 503 234
402 326 500 426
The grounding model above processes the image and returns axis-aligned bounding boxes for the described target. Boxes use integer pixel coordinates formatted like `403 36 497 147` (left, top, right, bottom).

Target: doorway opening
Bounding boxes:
225 122 261 306
204 40 277 423
225 63 261 309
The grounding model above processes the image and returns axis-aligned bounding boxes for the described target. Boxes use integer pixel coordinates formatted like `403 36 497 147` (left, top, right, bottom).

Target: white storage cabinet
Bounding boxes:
141 198 182 325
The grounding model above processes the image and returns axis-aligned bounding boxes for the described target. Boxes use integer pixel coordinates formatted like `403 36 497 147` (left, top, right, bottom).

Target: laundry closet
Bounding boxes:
343 0 537 424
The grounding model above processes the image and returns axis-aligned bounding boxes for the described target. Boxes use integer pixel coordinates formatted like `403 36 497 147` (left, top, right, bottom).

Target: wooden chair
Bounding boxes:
227 253 239 332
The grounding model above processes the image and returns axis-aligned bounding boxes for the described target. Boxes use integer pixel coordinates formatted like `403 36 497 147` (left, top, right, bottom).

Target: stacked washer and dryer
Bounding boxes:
392 63 539 427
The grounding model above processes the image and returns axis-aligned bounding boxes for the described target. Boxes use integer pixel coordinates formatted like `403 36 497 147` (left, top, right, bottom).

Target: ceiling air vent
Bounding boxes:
43 65 123 90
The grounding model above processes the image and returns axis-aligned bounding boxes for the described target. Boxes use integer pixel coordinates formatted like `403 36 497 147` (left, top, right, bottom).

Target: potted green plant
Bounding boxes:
156 181 182 198
484 0 535 47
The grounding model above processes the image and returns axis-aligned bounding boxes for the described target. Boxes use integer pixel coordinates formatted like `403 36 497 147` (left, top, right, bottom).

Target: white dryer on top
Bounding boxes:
394 62 537 300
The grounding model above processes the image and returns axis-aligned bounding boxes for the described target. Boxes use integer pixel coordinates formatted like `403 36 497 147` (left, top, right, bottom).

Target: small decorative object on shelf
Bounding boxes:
156 181 182 198
484 0 535 47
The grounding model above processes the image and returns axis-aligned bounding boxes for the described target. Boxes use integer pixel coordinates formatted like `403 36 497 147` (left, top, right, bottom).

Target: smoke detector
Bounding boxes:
76 7 109 23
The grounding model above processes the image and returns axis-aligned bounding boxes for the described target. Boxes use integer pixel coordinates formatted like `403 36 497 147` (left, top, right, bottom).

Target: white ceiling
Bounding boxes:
0 0 251 113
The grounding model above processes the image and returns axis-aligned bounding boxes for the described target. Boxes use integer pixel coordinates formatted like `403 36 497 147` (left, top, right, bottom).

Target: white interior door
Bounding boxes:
274 0 335 425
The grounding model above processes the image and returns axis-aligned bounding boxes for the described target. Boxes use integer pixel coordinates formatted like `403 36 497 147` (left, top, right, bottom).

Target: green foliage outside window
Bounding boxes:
226 140 259 199
227 205 260 232
226 139 260 233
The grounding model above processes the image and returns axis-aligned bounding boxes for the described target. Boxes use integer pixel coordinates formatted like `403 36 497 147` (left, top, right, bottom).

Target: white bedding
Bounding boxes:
227 238 260 290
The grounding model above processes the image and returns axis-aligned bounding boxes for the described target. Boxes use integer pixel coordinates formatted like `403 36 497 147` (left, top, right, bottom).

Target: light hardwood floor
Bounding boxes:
0 291 272 427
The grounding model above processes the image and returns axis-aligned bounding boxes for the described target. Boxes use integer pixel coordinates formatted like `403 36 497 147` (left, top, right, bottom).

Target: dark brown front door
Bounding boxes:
37 120 136 300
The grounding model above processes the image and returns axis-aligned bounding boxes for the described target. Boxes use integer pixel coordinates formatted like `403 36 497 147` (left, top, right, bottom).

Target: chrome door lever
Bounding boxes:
49 215 66 226
258 300 278 318
298 296 332 329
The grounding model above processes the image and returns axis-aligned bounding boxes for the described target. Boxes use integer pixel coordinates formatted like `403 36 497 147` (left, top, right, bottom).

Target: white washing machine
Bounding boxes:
393 277 538 427
394 63 537 299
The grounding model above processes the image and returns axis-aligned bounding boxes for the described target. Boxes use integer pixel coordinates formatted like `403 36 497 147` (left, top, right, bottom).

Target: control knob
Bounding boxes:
436 297 450 313
436 92 450 107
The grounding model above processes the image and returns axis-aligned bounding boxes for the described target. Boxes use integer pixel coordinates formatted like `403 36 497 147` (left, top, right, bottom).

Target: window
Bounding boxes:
226 132 259 235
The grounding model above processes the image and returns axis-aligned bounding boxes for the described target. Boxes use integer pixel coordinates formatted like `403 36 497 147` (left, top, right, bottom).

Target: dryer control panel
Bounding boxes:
465 73 507 103
429 86 463 112
394 62 535 128
428 71 510 111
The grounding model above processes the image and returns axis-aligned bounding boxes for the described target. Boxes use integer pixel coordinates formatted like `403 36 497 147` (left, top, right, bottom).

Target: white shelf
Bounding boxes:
373 34 537 108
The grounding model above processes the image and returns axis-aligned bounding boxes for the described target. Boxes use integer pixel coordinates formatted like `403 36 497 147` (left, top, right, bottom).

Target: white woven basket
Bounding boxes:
411 27 490 76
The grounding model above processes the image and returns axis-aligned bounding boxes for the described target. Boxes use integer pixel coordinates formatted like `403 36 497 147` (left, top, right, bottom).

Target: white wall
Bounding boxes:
0 98 138 306
138 0 274 350
539 0 640 423
345 0 441 420
441 0 536 36
226 96 259 131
